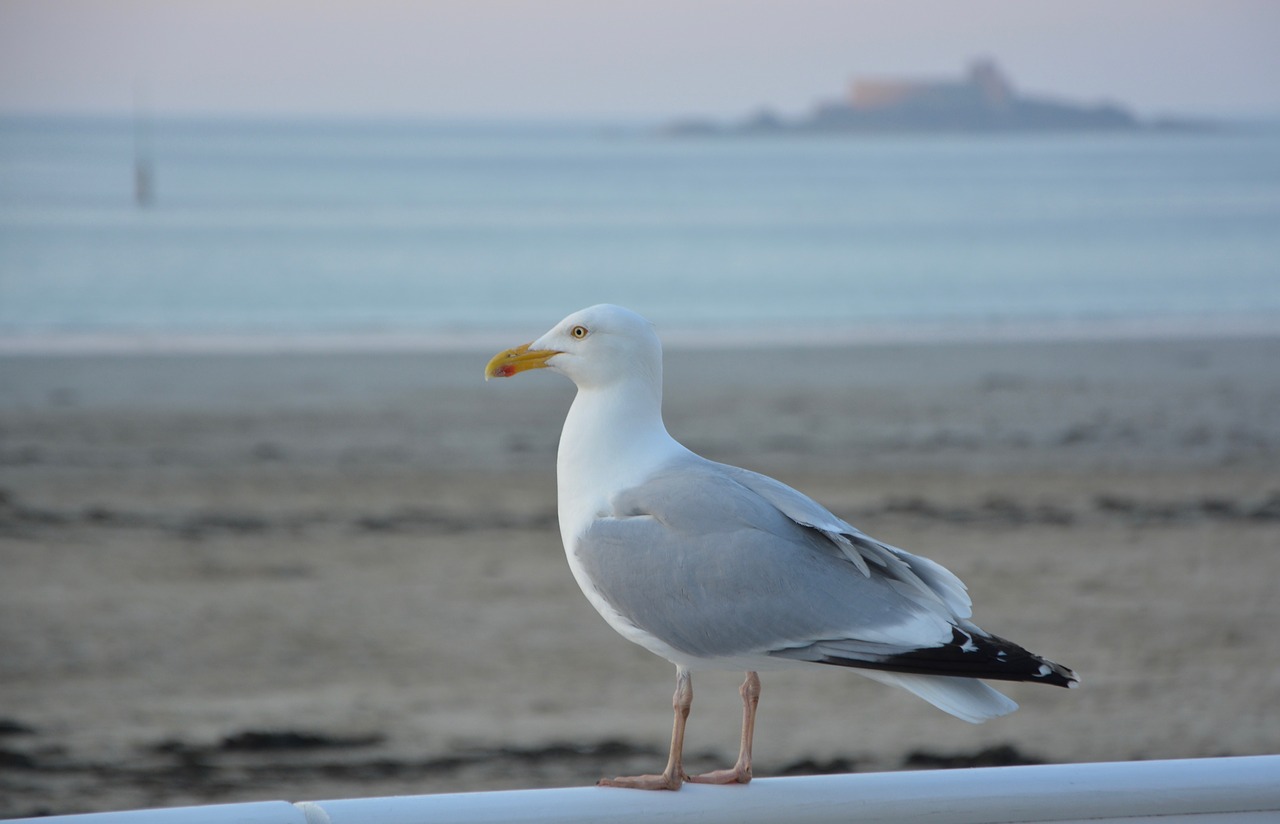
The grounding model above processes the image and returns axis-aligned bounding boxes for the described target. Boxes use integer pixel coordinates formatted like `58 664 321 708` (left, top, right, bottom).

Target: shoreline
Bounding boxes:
2 313 1278 356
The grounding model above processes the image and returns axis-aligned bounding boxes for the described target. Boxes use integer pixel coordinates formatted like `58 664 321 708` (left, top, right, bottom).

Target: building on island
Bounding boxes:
808 59 1136 132
848 59 1014 112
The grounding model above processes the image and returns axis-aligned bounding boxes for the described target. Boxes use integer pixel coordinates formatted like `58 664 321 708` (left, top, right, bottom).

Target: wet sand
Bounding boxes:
2 336 1279 816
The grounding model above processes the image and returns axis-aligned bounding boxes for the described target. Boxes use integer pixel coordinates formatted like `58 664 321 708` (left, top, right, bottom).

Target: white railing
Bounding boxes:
13 755 1280 824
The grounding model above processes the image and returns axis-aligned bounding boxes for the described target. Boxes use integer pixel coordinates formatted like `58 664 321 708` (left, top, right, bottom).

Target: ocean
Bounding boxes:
1 116 1278 352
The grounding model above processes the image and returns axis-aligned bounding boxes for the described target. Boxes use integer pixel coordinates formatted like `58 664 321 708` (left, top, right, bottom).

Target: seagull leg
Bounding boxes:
599 666 692 790
688 670 760 785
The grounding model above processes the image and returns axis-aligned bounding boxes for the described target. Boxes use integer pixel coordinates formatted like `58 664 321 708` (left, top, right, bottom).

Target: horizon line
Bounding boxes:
3 106 1278 125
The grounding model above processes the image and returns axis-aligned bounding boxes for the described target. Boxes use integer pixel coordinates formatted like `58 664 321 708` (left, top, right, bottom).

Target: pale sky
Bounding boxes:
2 0 1278 119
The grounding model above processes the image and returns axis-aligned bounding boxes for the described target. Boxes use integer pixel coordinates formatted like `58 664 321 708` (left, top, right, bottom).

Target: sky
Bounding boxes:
2 0 1278 120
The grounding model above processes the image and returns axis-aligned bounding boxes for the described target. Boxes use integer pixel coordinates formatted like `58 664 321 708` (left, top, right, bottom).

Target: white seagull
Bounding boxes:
485 304 1077 790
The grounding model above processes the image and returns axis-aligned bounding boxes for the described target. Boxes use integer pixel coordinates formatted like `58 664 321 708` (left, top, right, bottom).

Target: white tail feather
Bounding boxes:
858 670 1019 723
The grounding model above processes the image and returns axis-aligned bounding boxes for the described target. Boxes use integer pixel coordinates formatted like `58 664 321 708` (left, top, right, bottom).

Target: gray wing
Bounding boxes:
574 456 957 661
713 461 973 620
575 455 1078 688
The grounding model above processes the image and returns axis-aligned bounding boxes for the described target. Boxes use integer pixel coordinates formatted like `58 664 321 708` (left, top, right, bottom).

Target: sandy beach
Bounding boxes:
2 334 1278 816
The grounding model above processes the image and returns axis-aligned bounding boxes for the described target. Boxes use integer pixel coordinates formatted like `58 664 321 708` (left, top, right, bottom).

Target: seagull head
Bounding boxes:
484 304 662 392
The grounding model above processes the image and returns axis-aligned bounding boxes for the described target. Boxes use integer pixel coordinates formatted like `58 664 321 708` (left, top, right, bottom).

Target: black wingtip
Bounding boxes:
808 627 1080 688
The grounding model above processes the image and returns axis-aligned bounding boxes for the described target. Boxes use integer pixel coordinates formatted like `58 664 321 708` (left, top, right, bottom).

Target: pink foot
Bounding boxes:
687 764 752 785
598 770 687 791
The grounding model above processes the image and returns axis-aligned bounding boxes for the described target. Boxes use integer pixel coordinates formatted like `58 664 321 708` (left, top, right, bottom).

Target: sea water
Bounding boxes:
1 116 1277 351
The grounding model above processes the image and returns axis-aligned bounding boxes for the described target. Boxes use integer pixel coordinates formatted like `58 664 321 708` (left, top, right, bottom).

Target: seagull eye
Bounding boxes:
571 325 589 339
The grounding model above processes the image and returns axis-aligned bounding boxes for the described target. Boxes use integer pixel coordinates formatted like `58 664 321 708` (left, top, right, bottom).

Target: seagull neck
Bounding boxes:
558 381 678 489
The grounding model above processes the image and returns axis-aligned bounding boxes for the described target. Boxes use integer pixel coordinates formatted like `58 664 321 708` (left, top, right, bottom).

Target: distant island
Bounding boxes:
666 59 1207 136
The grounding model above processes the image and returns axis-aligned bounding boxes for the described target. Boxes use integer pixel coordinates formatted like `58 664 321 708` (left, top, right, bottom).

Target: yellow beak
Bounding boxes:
484 342 561 380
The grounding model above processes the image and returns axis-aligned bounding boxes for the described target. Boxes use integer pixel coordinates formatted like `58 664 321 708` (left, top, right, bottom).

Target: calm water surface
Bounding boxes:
1 117 1277 349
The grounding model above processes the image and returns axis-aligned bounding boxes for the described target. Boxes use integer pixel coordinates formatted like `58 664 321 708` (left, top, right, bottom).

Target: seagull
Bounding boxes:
485 304 1077 790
